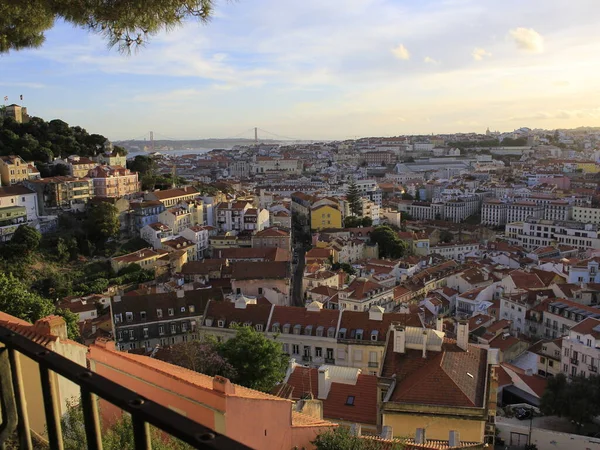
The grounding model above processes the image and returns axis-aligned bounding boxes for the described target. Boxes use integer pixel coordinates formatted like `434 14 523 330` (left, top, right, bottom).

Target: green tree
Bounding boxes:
344 216 361 228
11 224 42 254
439 230 454 243
86 202 120 244
540 373 600 425
0 272 54 323
61 399 192 450
1 0 216 54
219 325 288 392
369 226 408 259
361 216 373 227
400 192 413 200
346 180 362 217
313 427 403 450
127 155 157 176
166 338 237 379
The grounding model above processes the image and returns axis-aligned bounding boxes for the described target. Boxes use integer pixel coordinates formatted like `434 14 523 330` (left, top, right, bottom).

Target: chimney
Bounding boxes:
213 376 235 395
457 320 469 351
436 316 444 332
422 330 428 358
393 325 406 353
381 426 393 440
317 366 331 399
176 289 185 298
94 338 116 351
369 305 384 321
350 423 362 437
449 430 460 447
415 428 426 445
34 316 67 340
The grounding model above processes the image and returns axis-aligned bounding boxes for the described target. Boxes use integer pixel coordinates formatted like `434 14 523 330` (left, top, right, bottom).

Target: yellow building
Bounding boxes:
0 155 32 185
576 162 600 174
311 204 342 230
379 323 497 444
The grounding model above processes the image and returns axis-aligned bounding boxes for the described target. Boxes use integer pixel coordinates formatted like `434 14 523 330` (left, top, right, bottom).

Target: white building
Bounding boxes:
568 258 600 284
506 219 600 251
506 202 544 223
180 225 211 260
561 317 600 378
573 206 600 225
481 200 507 227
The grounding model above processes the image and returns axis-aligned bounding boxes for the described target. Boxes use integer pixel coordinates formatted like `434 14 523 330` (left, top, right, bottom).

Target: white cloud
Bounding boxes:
391 44 410 60
424 56 439 64
508 27 544 53
472 47 491 61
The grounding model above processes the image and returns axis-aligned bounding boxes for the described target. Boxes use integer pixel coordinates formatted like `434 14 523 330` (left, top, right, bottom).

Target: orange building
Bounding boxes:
89 339 335 449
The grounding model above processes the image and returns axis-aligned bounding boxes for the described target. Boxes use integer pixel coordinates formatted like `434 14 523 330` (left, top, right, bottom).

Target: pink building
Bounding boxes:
89 339 334 449
538 176 571 190
88 165 140 197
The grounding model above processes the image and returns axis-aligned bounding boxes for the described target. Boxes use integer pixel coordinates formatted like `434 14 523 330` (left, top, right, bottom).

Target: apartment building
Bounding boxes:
506 201 544 223
110 247 169 273
338 277 396 312
180 225 211 260
540 298 600 339
429 242 479 261
88 165 140 197
561 317 600 379
573 205 600 225
95 150 127 167
110 288 221 350
24 176 93 215
129 200 166 231
251 227 291 250
146 186 201 208
364 150 394 166
199 299 422 375
481 200 507 226
252 157 303 174
506 219 600 251
65 155 98 178
0 155 37 185
379 322 497 443
544 200 572 221
311 204 342 230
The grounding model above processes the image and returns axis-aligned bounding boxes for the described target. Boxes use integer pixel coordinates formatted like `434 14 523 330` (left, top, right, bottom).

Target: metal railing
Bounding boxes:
0 325 250 450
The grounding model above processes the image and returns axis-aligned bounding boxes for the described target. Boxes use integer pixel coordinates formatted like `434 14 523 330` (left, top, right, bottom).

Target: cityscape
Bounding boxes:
2 1 600 450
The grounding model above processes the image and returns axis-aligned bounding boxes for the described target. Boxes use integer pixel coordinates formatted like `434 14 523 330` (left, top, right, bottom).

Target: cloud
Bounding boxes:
391 44 410 60
472 47 491 61
508 27 544 53
424 56 440 65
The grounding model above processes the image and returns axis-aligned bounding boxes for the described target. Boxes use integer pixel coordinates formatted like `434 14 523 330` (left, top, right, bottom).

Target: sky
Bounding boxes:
2 0 600 141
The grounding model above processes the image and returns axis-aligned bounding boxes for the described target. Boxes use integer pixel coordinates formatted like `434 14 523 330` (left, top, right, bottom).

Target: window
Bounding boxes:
292 344 300 355
327 348 335 360
170 324 176 334
353 350 362 362
316 326 324 337
355 329 363 340
182 323 187 332
371 330 379 341
143 328 149 338
255 324 263 332
181 306 186 313
272 323 280 333
345 396 355 406
168 308 174 317
157 309 163 318
283 343 290 354
217 319 225 328
293 324 301 335
315 347 323 358
128 330 134 340
114 314 122 324
327 327 335 338
140 311 146 320
338 328 347 339
236 288 241 295
303 346 311 358
540 357 546 363
304 325 313 336
159 325 165 335
117 331 123 341
125 312 133 323
189 305 195 313
283 324 290 334
258 287 263 295
587 339 593 347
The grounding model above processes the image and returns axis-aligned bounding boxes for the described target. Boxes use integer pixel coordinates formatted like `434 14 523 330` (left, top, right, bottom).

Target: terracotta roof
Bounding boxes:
305 248 333 259
152 186 199 200
111 248 167 264
215 247 290 262
508 270 545 289
382 337 488 408
270 305 340 335
344 278 391 301
253 227 290 237
203 301 273 329
308 285 339 297
181 259 227 275
0 185 35 197
284 366 378 425
338 311 422 343
570 317 600 339
111 288 221 323
231 261 289 280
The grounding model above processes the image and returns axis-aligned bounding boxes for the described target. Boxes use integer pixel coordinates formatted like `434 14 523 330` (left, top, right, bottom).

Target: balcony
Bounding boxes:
324 358 335 364
0 324 249 449
302 355 311 362
368 362 378 368
590 365 598 373
571 357 579 366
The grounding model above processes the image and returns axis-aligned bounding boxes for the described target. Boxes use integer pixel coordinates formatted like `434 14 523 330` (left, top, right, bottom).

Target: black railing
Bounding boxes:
0 325 250 450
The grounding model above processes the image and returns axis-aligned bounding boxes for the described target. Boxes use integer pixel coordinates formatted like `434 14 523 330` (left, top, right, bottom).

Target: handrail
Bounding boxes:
0 325 251 450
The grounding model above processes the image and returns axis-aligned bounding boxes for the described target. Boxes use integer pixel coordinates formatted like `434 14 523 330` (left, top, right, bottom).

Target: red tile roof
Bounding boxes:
203 301 273 329
231 261 290 280
270 306 340 335
284 366 378 425
570 317 600 339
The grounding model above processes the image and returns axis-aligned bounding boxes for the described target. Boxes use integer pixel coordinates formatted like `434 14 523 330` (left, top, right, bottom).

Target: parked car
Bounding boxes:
514 407 532 420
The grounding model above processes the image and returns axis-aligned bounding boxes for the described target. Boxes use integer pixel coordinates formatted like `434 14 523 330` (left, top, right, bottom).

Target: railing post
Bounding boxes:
0 347 18 448
80 385 103 450
39 365 64 450
8 349 32 450
132 415 152 450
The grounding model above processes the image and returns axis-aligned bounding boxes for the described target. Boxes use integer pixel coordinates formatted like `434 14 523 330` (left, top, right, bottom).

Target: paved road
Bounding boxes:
292 248 306 306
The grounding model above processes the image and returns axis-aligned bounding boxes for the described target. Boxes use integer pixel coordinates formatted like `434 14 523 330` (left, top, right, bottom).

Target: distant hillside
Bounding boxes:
115 138 301 152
